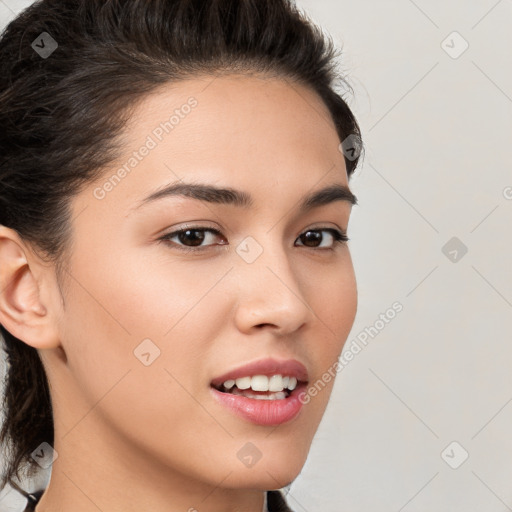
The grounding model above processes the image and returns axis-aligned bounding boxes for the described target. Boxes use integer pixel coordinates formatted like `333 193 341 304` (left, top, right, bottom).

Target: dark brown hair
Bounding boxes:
0 0 363 495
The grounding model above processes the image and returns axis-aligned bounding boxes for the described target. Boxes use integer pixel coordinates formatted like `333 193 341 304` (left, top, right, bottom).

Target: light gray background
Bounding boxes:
0 0 511 511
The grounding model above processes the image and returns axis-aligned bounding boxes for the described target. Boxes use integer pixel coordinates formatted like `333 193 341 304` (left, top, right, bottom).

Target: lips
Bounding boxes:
209 357 310 425
210 357 309 389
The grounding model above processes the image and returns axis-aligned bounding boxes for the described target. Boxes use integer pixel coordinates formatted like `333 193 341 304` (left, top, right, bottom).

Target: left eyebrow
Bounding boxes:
129 181 357 215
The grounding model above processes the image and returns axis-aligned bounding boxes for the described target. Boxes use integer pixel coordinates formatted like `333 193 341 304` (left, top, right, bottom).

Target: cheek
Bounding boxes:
291 250 357 414
59 258 237 481
62 242 234 407
300 249 357 351
327 267 357 351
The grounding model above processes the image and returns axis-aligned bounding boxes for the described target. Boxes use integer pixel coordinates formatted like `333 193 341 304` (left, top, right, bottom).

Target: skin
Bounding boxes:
0 74 357 512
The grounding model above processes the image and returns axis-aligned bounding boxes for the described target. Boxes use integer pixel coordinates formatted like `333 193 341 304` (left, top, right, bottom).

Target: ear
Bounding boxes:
0 225 61 349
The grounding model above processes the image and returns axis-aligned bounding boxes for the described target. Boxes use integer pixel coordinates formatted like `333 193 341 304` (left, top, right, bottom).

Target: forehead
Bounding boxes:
125 73 343 164
78 74 349 216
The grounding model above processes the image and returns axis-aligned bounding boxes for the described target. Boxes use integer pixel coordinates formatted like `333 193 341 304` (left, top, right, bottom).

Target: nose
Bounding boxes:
232 239 313 336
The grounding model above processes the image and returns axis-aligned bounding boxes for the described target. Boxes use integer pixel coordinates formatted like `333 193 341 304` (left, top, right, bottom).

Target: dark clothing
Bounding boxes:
267 490 295 511
22 488 294 511
22 489 45 512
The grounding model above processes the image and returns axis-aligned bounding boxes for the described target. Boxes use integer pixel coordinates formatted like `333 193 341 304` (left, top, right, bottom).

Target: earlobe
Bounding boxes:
0 226 60 349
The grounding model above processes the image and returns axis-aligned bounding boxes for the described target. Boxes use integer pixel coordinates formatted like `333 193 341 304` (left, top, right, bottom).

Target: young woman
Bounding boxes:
0 1 363 511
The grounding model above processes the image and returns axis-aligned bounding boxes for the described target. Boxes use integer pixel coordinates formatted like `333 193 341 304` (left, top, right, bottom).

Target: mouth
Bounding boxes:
210 357 309 397
209 358 310 426
210 374 306 400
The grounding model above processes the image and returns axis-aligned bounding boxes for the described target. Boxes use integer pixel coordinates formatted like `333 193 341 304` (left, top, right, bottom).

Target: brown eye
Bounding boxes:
159 227 226 251
176 229 206 246
299 230 322 247
296 229 349 249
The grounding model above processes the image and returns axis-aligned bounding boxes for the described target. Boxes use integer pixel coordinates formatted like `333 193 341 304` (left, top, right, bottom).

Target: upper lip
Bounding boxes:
210 357 309 389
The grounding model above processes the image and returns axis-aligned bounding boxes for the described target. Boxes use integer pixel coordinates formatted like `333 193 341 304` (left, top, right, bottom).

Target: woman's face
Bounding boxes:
40 74 357 493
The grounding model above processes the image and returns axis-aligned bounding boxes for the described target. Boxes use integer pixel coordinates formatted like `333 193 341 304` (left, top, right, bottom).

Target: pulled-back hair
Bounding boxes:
0 0 363 495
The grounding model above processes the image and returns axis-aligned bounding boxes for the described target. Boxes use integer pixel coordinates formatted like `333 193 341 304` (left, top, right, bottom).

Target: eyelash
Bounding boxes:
157 226 349 253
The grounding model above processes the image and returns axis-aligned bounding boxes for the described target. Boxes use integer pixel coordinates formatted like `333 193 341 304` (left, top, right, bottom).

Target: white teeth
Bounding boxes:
268 375 283 392
223 374 299 392
251 375 269 391
235 377 251 390
231 388 287 400
223 379 236 389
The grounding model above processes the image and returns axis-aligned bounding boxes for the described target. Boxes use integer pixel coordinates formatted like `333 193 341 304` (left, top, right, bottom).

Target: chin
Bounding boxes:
220 443 309 490
225 468 301 491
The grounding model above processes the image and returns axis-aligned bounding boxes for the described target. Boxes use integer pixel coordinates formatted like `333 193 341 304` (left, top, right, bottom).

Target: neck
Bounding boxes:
35 413 266 512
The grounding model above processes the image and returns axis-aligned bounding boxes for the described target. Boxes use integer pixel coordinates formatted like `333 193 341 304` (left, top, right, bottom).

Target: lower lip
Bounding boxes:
210 384 307 426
